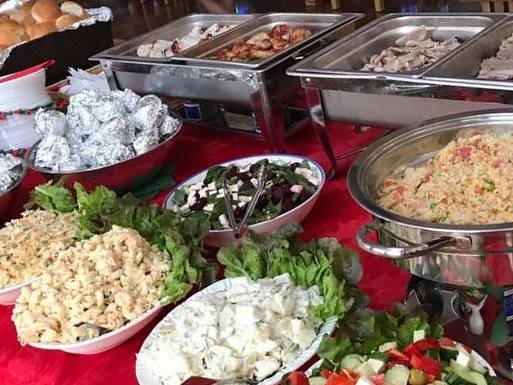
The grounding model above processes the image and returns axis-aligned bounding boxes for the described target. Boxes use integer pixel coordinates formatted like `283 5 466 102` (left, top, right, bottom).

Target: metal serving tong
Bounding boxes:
222 163 267 239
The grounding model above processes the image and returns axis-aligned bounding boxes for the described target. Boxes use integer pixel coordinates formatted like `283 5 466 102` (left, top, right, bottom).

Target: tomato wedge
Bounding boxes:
439 337 456 348
321 369 333 379
413 338 440 352
288 372 310 385
326 371 357 385
387 349 410 366
403 344 421 358
371 374 385 385
410 354 441 379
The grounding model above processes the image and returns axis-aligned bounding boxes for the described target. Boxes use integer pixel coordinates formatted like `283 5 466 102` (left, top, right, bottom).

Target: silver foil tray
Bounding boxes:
288 13 507 80
424 17 513 89
93 14 255 64
181 12 360 70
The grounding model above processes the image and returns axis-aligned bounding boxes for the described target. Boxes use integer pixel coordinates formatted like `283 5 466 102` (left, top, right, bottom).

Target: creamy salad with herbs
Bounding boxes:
172 160 319 230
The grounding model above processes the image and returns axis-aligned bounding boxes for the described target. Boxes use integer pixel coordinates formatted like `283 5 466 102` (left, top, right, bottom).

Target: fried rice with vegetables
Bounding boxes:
377 133 513 225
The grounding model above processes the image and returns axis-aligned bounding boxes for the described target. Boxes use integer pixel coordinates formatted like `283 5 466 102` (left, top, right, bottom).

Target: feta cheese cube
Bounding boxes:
413 329 425 342
219 214 230 229
207 182 216 190
232 193 238 201
237 180 244 188
238 201 246 208
199 188 208 198
290 184 304 194
356 376 374 385
235 304 259 324
254 357 280 380
250 178 258 187
229 184 239 192
187 190 197 206
204 203 214 212
456 351 471 368
216 191 225 198
290 319 316 349
367 358 385 374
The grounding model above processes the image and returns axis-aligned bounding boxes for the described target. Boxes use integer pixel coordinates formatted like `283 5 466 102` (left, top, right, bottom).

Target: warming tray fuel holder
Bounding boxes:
287 13 510 177
93 12 364 152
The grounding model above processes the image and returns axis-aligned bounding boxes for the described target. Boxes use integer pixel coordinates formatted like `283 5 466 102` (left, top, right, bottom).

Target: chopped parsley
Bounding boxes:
429 201 438 210
483 179 496 192
436 213 448 222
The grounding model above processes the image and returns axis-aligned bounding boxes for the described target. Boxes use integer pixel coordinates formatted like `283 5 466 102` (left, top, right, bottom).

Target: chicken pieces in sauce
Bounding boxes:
215 24 312 62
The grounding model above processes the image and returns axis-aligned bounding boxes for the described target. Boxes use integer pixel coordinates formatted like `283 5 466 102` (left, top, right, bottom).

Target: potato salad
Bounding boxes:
0 210 79 289
13 226 171 344
137 274 323 385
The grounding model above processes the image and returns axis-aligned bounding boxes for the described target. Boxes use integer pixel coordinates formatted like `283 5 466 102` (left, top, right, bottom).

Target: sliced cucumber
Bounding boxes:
309 377 327 385
370 351 389 362
384 365 410 385
443 372 473 385
341 354 364 370
413 330 426 343
433 381 449 385
469 359 487 375
356 361 376 378
449 360 487 385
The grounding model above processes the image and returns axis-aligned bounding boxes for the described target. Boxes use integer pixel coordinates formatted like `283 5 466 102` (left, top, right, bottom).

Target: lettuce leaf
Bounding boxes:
25 180 76 213
217 227 362 321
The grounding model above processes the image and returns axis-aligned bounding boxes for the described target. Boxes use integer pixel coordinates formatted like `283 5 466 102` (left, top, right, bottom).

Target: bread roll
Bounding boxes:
0 20 25 38
0 44 8 52
21 15 36 29
0 30 21 46
31 0 61 23
8 2 33 24
60 1 85 18
28 21 56 40
55 14 78 30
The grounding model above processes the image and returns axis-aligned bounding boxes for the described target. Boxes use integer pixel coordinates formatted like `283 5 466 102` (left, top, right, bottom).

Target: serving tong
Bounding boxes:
222 163 267 239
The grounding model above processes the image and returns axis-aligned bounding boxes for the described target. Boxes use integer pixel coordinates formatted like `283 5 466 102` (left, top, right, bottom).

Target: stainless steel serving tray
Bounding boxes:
94 14 256 64
288 13 507 80
180 13 359 70
425 17 513 89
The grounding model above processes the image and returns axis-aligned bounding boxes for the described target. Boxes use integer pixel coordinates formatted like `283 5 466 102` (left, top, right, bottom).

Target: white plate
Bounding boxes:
0 280 33 305
136 277 338 385
164 154 326 248
27 305 163 355
304 343 497 377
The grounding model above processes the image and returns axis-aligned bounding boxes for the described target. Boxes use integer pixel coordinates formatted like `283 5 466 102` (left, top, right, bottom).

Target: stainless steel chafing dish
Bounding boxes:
347 110 513 289
287 13 508 176
92 13 364 152
348 110 513 380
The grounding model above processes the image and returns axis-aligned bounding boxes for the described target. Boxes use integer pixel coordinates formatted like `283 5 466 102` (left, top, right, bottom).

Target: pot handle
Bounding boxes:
356 222 457 259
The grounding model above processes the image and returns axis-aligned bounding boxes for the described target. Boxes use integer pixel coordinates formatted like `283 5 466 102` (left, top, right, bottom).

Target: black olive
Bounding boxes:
299 189 312 202
265 171 277 181
256 195 269 210
271 185 287 204
289 162 301 171
237 172 251 181
224 166 238 179
282 196 295 213
233 206 246 219
249 163 260 174
190 197 207 211
240 180 254 191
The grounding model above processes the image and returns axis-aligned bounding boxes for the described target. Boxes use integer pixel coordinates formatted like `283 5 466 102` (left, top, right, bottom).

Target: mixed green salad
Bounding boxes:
282 307 498 385
172 159 319 230
26 180 210 304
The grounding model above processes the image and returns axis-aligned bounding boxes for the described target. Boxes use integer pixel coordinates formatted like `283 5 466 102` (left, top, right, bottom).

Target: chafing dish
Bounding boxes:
287 13 508 177
347 109 513 288
93 13 364 152
98 14 256 64
347 110 513 380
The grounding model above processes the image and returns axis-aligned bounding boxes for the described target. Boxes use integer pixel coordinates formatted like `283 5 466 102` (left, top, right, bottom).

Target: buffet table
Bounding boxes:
0 121 409 385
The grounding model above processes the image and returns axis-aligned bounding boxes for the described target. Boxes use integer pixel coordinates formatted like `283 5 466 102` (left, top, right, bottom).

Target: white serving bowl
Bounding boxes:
27 305 163 355
0 280 33 305
136 277 338 385
164 154 326 248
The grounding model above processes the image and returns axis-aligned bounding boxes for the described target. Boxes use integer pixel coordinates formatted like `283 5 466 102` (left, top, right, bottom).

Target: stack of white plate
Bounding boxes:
0 61 52 150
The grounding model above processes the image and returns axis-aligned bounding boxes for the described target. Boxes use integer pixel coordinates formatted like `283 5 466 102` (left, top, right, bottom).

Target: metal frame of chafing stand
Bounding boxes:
406 277 513 381
100 60 293 153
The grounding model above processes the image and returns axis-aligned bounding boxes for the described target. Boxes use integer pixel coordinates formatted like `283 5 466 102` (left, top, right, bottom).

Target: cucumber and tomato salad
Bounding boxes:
284 337 495 385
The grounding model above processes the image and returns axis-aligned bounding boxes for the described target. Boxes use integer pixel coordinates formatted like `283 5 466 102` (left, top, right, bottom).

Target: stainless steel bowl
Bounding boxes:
26 115 182 193
0 159 27 221
347 109 513 288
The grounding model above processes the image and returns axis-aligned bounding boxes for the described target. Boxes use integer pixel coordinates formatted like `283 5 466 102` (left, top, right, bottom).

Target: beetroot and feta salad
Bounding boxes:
172 159 319 230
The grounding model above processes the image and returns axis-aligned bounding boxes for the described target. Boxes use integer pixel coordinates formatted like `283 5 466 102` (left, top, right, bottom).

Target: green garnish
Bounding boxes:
429 201 438 210
483 179 496 192
436 213 448 222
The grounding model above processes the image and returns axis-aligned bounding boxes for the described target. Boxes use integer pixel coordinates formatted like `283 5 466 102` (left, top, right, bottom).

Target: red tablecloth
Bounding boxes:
0 123 410 385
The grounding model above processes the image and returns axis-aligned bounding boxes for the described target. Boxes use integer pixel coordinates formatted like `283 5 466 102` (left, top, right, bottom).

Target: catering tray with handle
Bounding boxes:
425 17 513 87
288 13 507 80
180 12 359 70
93 13 364 152
347 109 513 289
95 14 256 65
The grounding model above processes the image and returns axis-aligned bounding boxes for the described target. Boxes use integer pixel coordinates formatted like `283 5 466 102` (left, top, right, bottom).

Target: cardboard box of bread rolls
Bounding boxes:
0 0 113 84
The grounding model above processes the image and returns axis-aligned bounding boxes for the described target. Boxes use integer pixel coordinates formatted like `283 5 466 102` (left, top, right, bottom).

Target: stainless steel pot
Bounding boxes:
347 109 513 288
